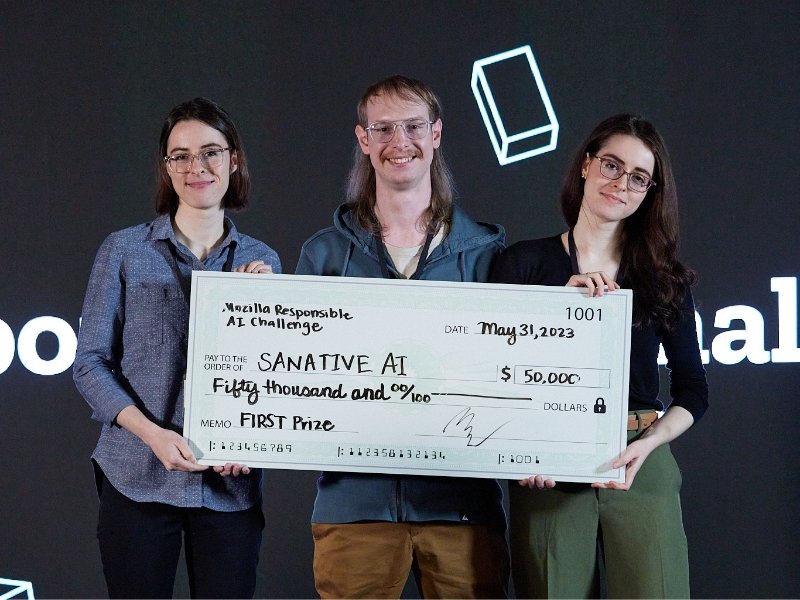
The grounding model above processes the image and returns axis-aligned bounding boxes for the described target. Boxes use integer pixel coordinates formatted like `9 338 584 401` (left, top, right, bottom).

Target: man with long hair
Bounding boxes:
296 76 509 599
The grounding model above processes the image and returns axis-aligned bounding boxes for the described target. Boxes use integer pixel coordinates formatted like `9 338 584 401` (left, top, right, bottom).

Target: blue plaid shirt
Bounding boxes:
74 214 281 509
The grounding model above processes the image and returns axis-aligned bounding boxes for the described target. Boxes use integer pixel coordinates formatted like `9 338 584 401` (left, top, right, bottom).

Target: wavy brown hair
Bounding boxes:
560 114 696 331
346 75 455 235
155 97 250 215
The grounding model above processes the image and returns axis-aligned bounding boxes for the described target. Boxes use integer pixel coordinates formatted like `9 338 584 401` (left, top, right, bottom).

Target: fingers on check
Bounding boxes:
602 274 620 292
233 260 268 273
247 261 273 274
586 273 606 296
244 260 263 273
582 272 619 296
216 463 252 477
215 464 235 477
518 475 554 489
535 475 556 489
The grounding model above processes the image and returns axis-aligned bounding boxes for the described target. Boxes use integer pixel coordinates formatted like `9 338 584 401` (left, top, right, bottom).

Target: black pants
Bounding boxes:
97 472 264 599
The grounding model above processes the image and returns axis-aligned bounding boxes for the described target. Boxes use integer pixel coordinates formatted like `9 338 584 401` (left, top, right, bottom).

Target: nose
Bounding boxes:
189 154 205 174
389 124 410 145
612 173 628 191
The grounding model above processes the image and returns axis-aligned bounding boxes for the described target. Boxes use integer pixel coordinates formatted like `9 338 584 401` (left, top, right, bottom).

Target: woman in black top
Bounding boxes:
491 114 708 598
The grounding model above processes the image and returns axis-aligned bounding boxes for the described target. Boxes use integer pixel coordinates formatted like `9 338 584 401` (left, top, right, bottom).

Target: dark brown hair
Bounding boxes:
155 97 250 215
560 113 696 331
346 75 455 234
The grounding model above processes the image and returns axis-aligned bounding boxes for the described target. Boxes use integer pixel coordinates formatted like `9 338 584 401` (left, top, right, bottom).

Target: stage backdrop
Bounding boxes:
1 2 798 598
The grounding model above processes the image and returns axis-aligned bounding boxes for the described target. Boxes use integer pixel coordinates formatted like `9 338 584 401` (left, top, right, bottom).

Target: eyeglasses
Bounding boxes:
364 119 433 143
593 156 656 193
164 147 230 173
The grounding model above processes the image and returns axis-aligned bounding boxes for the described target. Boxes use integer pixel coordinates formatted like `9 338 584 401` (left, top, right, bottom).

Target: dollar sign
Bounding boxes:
501 366 511 382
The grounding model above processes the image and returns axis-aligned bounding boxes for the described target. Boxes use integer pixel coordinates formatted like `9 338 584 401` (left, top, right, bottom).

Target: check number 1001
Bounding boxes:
566 307 602 321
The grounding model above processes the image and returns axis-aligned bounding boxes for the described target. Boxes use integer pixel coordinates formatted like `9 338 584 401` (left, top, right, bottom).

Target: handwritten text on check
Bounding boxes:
183 274 632 483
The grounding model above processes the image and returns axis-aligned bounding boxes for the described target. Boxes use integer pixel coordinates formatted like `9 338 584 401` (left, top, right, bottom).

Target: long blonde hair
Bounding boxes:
346 75 455 235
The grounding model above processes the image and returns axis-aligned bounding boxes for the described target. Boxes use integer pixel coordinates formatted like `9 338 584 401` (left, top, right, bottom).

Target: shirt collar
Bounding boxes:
147 213 240 249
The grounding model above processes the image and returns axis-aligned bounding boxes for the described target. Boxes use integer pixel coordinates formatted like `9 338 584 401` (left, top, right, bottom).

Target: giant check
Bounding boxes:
184 273 632 483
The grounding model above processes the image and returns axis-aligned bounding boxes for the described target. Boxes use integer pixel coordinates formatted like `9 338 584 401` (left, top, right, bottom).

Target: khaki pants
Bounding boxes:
312 521 510 599
509 432 690 599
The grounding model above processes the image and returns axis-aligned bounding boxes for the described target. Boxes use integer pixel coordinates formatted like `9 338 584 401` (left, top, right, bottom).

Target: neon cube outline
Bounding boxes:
0 577 35 600
471 45 559 165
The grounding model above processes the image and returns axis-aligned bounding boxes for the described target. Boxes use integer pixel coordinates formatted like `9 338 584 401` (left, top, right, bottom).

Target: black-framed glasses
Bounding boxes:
593 155 656 193
364 119 433 143
164 147 230 173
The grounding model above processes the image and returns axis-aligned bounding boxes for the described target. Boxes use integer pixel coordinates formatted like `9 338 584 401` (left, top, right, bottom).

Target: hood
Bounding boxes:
332 202 505 261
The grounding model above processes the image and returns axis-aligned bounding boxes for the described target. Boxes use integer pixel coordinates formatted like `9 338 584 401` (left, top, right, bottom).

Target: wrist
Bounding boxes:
637 426 665 449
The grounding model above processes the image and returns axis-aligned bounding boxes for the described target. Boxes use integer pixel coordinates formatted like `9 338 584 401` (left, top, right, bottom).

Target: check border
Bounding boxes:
184 273 632 483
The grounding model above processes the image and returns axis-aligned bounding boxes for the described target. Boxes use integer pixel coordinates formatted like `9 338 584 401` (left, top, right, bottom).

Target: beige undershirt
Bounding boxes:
384 228 446 278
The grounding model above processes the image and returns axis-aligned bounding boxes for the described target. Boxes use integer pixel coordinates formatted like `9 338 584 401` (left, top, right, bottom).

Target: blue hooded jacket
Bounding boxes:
295 203 507 527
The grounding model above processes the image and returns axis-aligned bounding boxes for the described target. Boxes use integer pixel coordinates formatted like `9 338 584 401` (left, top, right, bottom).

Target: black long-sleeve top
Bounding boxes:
490 235 708 422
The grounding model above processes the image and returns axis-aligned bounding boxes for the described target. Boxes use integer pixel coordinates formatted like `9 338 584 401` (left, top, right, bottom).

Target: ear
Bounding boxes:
432 119 442 149
355 124 370 155
581 153 591 178
230 150 239 174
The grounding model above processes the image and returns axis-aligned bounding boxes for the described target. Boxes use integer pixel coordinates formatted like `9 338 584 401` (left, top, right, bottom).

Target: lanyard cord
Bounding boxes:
221 242 236 273
567 228 580 276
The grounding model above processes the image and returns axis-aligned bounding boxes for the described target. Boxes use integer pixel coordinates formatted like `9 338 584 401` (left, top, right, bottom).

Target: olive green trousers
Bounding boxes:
509 432 690 599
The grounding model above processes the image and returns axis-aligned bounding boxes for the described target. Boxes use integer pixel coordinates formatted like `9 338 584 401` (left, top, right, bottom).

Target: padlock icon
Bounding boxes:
594 398 607 414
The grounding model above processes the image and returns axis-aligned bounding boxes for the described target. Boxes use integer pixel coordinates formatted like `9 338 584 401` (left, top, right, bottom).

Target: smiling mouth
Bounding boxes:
387 156 415 165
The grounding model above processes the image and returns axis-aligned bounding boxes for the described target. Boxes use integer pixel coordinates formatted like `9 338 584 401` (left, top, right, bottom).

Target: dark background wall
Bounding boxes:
1 1 798 597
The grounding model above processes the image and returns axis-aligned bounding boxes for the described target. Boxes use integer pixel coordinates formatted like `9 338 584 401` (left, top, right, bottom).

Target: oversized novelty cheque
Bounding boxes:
183 273 632 483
